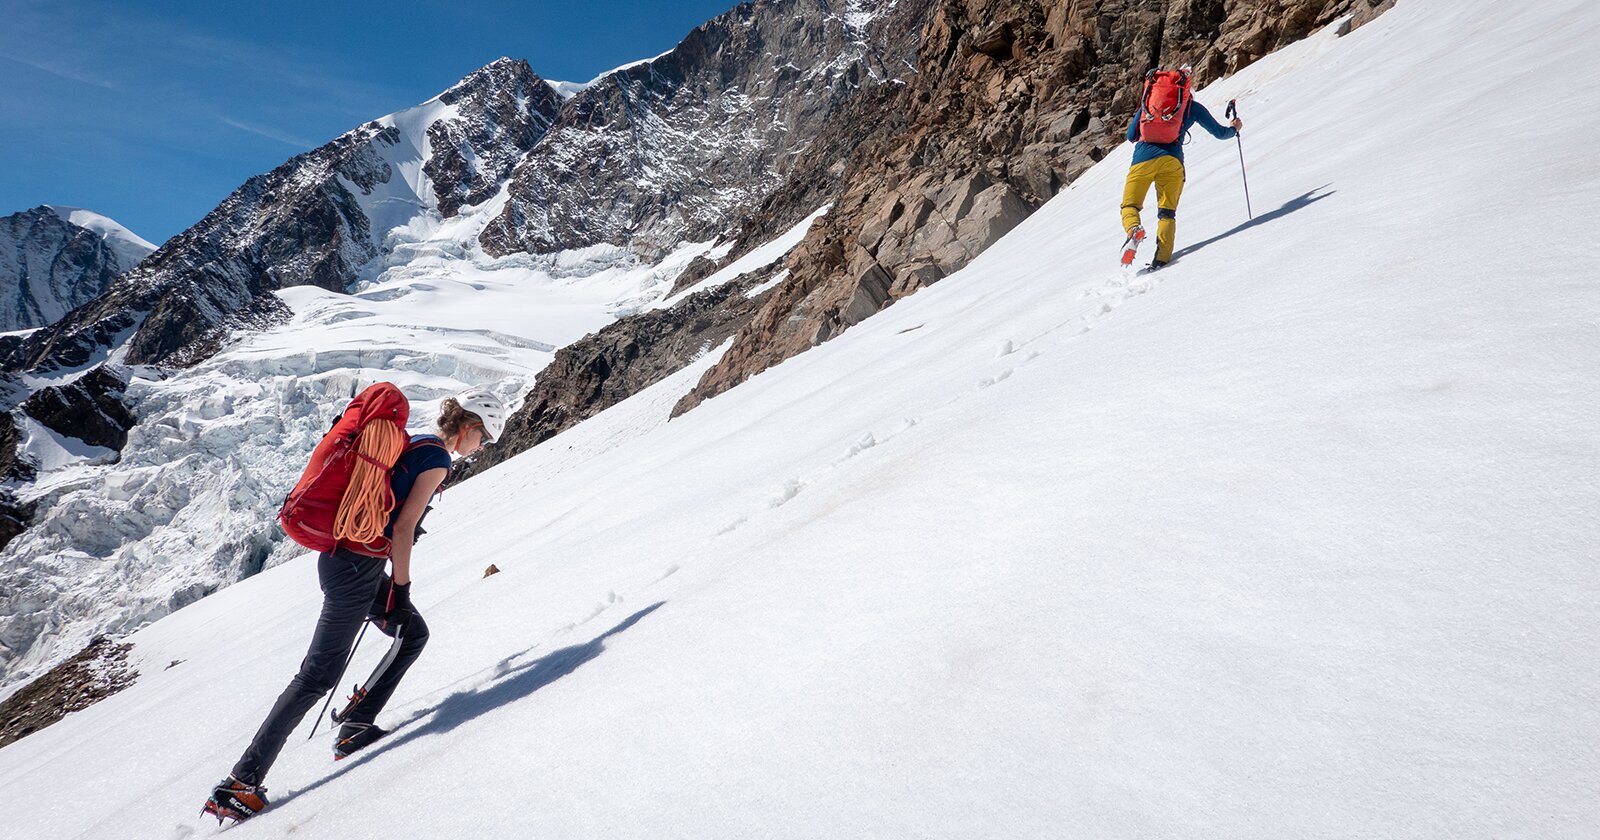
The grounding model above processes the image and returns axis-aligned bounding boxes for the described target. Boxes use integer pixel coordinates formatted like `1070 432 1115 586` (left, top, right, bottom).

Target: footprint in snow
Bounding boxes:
767 479 804 508
563 601 610 633
843 432 877 459
977 369 1013 389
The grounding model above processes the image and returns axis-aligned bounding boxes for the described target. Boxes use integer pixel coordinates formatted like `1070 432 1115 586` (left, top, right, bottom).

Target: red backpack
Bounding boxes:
1137 69 1193 145
279 382 411 556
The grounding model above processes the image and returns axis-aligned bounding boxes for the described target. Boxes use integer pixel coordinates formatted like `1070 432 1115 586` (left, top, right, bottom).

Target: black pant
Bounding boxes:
231 548 429 784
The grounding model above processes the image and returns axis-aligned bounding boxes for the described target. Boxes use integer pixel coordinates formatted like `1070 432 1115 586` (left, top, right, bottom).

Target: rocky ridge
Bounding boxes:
0 635 136 749
480 0 933 260
676 0 1394 413
1 4 936 378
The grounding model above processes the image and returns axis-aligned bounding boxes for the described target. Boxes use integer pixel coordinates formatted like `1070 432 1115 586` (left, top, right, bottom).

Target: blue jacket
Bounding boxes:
1126 99 1236 165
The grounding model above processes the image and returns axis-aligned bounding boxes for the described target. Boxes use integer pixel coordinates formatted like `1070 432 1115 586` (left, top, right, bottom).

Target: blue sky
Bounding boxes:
0 0 739 245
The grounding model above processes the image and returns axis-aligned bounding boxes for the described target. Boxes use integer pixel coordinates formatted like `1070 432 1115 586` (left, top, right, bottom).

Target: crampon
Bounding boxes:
1120 225 1147 267
202 776 267 825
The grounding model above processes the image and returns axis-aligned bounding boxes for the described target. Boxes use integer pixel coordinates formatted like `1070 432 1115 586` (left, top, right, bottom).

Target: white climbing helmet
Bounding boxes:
452 388 507 443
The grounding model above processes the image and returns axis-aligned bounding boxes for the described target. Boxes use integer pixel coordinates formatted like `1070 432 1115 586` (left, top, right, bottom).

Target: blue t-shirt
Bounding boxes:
1125 99 1236 165
385 434 453 538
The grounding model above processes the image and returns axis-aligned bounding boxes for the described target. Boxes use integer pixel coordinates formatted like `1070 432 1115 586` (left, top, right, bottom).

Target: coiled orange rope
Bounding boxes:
332 419 405 545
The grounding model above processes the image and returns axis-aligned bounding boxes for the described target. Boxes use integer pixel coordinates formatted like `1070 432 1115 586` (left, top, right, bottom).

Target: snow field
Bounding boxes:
1 1 1597 838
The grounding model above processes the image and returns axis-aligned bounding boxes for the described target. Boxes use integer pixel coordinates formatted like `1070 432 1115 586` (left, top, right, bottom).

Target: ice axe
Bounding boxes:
308 620 370 740
327 628 408 727
1226 99 1253 219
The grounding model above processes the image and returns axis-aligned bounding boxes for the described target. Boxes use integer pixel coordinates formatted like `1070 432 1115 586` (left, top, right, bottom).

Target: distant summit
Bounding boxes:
0 206 154 332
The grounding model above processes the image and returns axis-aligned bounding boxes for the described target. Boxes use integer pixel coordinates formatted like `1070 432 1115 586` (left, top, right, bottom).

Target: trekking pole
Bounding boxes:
309 620 370 740
1226 99 1253 219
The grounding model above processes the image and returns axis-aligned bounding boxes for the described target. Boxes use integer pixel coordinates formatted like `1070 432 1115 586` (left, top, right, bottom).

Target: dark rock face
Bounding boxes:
2 60 561 374
425 58 565 217
0 635 136 749
0 208 134 332
20 366 137 452
0 411 35 484
0 493 33 555
479 0 936 260
0 411 37 554
676 0 1393 414
454 274 775 481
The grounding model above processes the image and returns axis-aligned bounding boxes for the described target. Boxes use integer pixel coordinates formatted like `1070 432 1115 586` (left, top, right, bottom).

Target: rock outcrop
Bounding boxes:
676 0 1393 414
20 366 137 452
0 635 136 749
0 412 37 554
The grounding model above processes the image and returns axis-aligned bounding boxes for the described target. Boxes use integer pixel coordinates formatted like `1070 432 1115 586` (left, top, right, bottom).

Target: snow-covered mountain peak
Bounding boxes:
0 206 153 333
41 206 157 269
436 56 532 99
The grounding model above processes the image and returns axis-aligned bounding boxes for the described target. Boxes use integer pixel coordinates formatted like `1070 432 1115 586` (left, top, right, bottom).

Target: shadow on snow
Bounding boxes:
274 601 665 810
1171 185 1335 262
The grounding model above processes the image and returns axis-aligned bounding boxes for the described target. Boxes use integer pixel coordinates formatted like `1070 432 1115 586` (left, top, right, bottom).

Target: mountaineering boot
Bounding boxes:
202 775 268 824
1120 225 1146 267
1149 258 1169 271
333 722 389 760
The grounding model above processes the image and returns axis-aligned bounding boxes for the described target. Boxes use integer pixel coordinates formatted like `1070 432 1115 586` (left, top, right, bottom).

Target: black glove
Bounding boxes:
383 581 414 629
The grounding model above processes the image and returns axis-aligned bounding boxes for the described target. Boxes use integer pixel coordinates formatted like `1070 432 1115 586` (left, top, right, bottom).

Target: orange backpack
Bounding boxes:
278 382 411 556
1137 69 1193 145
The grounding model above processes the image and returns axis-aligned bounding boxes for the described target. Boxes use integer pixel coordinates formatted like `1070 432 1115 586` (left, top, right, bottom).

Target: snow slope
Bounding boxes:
2 2 1597 837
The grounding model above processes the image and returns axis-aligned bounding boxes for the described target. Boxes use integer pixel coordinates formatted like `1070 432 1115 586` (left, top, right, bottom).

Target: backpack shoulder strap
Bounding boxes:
402 434 454 496
404 434 449 454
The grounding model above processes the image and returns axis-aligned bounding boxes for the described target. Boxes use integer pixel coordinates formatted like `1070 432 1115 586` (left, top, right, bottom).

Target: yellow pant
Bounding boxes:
1120 156 1186 263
